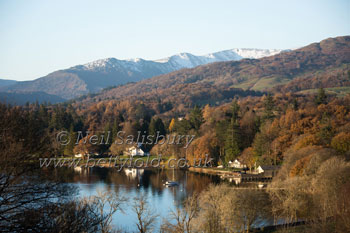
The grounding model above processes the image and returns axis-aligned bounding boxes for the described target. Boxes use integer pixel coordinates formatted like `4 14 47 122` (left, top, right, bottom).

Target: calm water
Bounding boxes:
52 167 221 231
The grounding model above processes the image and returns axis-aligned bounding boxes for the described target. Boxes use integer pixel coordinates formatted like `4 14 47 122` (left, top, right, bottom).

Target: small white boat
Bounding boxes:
258 183 265 189
164 181 179 187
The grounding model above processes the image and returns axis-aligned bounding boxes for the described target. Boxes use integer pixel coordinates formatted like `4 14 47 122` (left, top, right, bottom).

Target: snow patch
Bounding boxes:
81 48 284 73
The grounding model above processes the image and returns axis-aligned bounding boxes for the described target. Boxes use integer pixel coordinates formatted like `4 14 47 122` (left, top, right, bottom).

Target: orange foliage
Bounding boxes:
294 135 320 150
290 155 312 177
331 132 350 154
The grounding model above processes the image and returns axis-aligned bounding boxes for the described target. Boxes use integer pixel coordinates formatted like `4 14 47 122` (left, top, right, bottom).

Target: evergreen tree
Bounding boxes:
149 118 157 137
292 98 299 110
132 121 142 138
224 118 240 164
315 88 327 105
263 93 275 120
224 101 241 164
231 100 240 121
38 104 48 127
189 106 203 131
156 118 166 136
215 120 230 162
175 119 192 135
147 118 166 150
149 118 166 137
112 118 121 141
63 124 75 156
99 123 112 154
135 103 151 122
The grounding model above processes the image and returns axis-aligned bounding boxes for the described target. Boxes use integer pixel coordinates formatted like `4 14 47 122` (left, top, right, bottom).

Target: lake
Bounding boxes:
53 167 222 231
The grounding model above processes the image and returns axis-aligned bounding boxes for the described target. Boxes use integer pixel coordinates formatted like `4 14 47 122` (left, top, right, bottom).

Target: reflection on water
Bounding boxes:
52 167 221 231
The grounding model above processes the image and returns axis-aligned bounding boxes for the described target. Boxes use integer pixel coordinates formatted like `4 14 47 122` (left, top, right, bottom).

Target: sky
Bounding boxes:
0 0 349 81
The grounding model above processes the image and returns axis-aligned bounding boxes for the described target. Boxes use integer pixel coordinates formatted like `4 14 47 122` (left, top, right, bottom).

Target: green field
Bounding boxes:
297 86 350 97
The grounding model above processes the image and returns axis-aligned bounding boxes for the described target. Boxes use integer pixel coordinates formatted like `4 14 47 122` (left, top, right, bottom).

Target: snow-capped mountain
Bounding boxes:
82 48 283 72
2 48 283 100
156 48 282 69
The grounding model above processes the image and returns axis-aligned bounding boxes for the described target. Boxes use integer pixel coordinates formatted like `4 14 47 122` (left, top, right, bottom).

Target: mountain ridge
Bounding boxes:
0 79 17 87
1 48 283 100
76 36 350 107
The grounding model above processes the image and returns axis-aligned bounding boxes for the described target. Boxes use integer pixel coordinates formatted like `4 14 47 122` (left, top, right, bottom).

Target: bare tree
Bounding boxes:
194 184 229 233
227 189 271 233
190 184 272 233
161 192 200 233
88 189 126 233
132 196 158 233
0 104 73 231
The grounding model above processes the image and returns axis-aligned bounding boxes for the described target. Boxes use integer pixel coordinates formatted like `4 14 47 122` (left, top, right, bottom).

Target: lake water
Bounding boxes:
55 167 222 231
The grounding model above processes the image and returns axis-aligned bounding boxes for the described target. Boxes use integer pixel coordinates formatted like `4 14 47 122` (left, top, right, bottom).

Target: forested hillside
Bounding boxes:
75 36 350 107
7 89 349 168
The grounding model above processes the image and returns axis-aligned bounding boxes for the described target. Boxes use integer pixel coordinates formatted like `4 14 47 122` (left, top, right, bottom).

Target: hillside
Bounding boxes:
0 49 281 100
79 36 350 106
0 91 65 105
0 79 17 87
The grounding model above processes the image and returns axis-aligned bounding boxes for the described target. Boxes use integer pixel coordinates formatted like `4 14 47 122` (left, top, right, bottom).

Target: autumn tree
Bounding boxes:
73 135 99 158
191 132 218 166
240 147 257 172
168 118 176 132
331 132 350 154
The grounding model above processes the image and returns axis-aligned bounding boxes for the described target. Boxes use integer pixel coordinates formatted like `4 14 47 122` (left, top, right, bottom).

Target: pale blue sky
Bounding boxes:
0 0 349 81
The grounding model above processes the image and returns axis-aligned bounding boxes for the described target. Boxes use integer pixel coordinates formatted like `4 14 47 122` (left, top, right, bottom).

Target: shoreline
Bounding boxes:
43 157 274 182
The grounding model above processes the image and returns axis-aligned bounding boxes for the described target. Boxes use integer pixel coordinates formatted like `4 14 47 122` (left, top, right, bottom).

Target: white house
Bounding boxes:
228 159 247 169
127 146 147 156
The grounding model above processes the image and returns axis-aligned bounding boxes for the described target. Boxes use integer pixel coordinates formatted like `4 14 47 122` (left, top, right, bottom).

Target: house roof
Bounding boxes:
128 145 149 153
126 143 149 153
229 159 242 164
